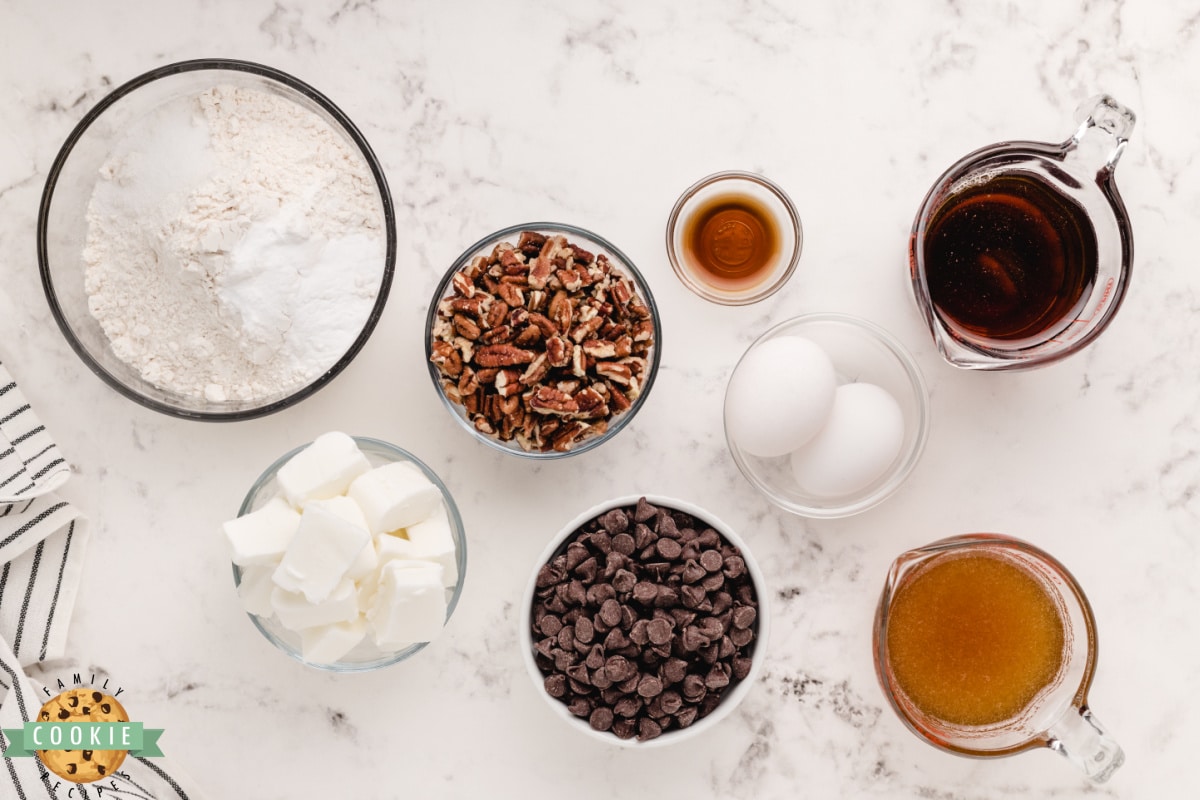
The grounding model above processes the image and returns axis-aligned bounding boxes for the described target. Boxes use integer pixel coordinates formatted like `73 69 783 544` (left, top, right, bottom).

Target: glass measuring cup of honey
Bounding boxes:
873 534 1123 782
910 95 1135 369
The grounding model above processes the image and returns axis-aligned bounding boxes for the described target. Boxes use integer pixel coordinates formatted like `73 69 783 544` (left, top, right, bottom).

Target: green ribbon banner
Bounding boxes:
2 722 164 758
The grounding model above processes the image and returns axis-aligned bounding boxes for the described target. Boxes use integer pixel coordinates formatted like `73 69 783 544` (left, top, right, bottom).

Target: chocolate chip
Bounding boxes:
732 605 757 630
705 663 731 690
730 626 754 647
566 664 590 686
669 608 696 628
564 541 590 571
591 531 613 554
680 625 706 652
618 674 641 694
701 572 725 592
614 696 642 718
699 549 724 572
536 637 556 658
632 581 658 605
566 579 587 605
586 644 606 670
663 658 689 684
574 557 599 583
698 616 725 639
612 719 637 739
675 706 699 728
568 698 591 717
633 523 655 549
637 717 663 741
654 585 679 608
723 556 746 579
605 655 635 682
611 533 635 555
732 657 753 681
575 616 595 644
711 591 733 615
545 674 567 697
681 560 707 584
656 511 679 539
681 674 706 701
599 598 622 626
660 690 683 715
646 618 673 645
539 614 563 636
612 569 637 594
604 628 630 651
600 508 630 534
91 692 103 703
681 584 707 609
591 669 613 690
537 564 564 588
629 618 650 645
97 765 107 776
589 707 614 731
634 497 656 522
58 709 70 720
636 675 664 698
557 626 575 649
655 538 682 560
553 650 576 671
68 696 79 708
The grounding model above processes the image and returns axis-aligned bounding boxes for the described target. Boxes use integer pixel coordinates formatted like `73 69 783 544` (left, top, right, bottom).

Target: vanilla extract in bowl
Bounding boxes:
681 194 781 293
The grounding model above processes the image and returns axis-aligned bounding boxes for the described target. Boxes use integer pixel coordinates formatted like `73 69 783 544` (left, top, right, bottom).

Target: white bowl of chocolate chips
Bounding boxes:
520 495 768 746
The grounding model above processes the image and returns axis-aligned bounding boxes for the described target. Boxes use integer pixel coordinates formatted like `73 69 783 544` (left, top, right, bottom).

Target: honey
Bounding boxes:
681 193 781 292
885 550 1066 727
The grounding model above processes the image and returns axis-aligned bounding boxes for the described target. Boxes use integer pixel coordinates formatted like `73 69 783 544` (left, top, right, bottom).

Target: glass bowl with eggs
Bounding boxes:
724 313 930 518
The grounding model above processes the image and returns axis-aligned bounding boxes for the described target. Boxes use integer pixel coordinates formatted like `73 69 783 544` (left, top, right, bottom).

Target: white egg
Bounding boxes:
790 382 905 497
726 336 837 458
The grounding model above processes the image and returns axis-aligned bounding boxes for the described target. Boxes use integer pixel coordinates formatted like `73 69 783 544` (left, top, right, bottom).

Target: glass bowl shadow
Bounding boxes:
425 222 662 459
231 437 467 673
38 58 396 421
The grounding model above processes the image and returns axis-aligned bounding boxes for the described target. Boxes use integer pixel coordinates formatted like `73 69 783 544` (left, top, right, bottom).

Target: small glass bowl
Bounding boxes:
38 58 396 421
231 437 467 673
425 222 662 459
666 171 802 305
724 314 930 518
519 494 769 747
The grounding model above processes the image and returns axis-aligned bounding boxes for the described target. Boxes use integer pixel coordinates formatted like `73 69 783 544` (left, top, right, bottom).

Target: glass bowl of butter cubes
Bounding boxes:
225 432 466 672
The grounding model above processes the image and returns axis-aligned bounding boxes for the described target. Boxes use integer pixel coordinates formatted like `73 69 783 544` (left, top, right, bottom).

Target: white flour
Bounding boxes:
83 85 385 404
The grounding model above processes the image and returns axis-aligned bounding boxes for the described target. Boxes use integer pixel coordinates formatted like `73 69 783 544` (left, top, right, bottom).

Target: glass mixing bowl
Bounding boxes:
38 58 396 421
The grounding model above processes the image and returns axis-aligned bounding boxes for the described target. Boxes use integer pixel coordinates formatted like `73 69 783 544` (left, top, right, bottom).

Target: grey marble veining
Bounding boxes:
1 0 1197 797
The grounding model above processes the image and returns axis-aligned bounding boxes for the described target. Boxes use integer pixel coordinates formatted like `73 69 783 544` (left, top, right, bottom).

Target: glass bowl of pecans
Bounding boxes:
519 495 768 746
426 223 661 458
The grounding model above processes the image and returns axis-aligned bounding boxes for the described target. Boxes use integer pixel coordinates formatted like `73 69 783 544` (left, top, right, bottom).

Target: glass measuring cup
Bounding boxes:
873 534 1123 782
909 95 1135 369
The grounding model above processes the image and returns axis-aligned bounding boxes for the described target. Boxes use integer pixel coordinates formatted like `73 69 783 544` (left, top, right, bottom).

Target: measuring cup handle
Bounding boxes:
1046 704 1125 782
1068 95 1136 174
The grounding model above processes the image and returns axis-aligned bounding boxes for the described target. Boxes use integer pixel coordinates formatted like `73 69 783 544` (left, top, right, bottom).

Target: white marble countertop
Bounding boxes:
1 0 1196 797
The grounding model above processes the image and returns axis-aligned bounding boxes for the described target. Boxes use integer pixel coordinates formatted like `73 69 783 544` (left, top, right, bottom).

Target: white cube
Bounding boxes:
306 496 378 581
237 565 277 618
375 530 419 564
348 462 443 535
273 502 370 603
270 579 359 631
224 497 301 567
405 507 459 588
277 432 371 506
301 618 367 664
368 561 447 647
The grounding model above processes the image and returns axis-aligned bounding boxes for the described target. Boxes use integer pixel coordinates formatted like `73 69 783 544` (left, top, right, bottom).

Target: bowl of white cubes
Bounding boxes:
224 432 466 671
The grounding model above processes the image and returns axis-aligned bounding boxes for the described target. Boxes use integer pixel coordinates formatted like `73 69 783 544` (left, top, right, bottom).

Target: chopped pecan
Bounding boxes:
458 367 480 396
430 341 463 378
463 388 483 415
517 230 547 256
494 369 522 398
529 256 554 290
551 421 588 452
596 361 633 385
573 387 609 419
527 312 559 338
473 415 495 435
520 353 551 386
452 271 475 298
610 278 634 307
569 243 595 265
527 289 548 311
453 314 481 340
476 367 500 384
546 336 571 368
530 386 579 416
497 281 525 308
556 269 583 292
555 379 581 394
486 299 509 330
607 383 632 412
449 295 492 320
474 345 536 367
498 247 525 273
514 325 543 347
582 339 617 359
549 291 573 333
614 335 634 358
571 316 604 343
464 256 488 280
572 345 587 378
632 320 654 343
479 324 514 345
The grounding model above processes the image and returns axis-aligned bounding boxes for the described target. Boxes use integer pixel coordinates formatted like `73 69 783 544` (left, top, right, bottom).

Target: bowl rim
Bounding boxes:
724 312 931 518
231 435 468 673
37 57 397 422
424 221 662 459
665 170 803 306
518 493 770 747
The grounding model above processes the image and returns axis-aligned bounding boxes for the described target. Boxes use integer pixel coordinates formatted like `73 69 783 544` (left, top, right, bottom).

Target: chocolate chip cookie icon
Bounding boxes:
36 689 129 783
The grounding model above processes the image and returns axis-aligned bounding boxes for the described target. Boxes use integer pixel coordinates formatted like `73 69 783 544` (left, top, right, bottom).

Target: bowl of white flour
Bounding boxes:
38 59 395 420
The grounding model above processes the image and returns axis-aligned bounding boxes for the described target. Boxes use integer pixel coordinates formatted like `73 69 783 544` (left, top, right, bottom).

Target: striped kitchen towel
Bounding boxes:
0 360 204 799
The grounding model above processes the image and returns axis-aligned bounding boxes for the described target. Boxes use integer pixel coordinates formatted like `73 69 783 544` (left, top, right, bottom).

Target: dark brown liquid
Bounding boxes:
923 173 1098 343
682 194 781 292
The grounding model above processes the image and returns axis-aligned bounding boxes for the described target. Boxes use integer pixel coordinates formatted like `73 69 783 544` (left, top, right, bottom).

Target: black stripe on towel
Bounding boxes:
11 539 45 658
0 501 68 550
38 520 75 662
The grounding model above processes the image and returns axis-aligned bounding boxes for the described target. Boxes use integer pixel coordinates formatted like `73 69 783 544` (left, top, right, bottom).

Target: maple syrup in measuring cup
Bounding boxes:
910 95 1136 369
